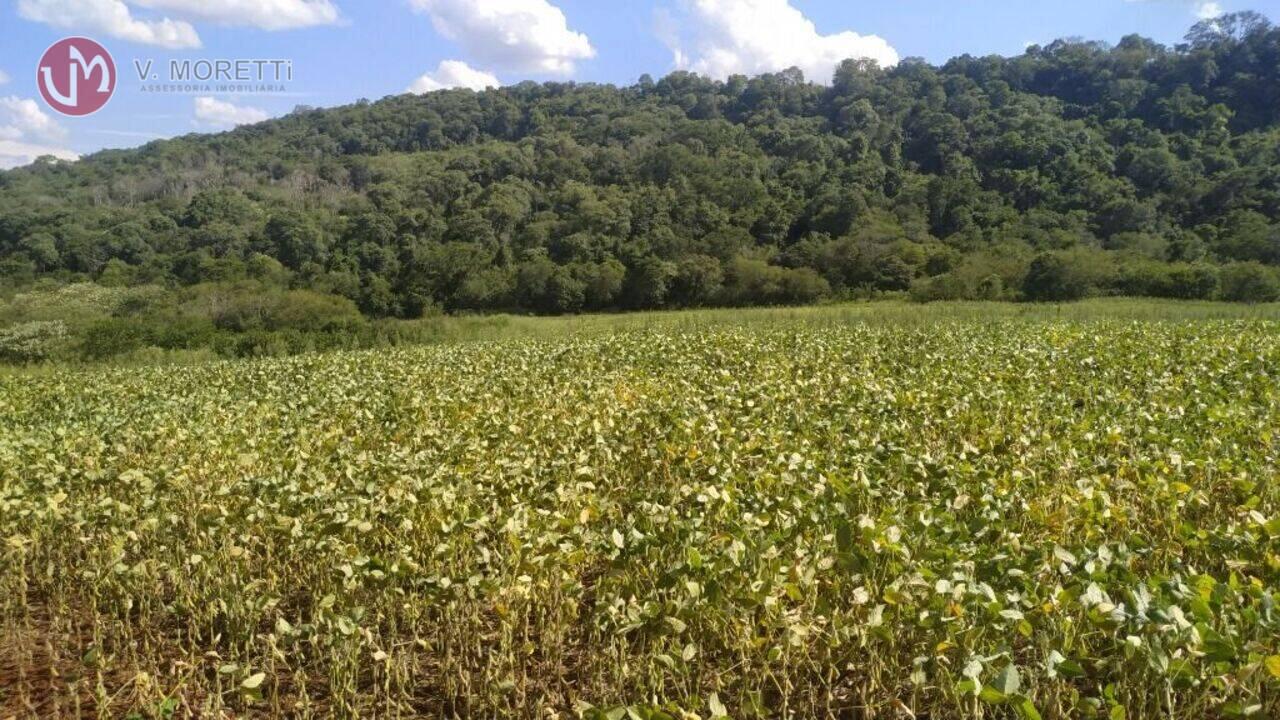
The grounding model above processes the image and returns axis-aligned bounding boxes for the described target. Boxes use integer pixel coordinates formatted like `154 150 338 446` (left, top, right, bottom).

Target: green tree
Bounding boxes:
1218 262 1280 302
1023 253 1089 302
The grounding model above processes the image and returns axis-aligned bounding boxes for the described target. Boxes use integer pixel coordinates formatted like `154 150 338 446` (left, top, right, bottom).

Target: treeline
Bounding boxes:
2 11 1280 315
0 282 475 364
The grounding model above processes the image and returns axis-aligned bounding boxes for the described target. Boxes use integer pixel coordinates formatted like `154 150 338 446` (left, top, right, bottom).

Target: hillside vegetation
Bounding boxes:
1 13 1280 343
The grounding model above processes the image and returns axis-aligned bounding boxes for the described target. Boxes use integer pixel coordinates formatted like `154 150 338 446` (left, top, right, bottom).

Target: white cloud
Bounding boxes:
665 0 898 84
0 70 9 85
1196 1 1223 19
409 0 595 76
0 97 67 142
0 140 80 169
1127 0 1226 20
194 96 270 128
18 0 341 48
0 96 77 170
654 7 688 70
408 60 501 93
131 0 341 31
18 0 202 49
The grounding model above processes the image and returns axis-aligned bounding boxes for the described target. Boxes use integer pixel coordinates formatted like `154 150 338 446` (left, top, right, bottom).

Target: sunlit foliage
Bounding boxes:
3 319 1279 717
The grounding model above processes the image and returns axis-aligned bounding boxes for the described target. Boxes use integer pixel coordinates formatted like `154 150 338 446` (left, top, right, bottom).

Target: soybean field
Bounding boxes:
3 314 1280 719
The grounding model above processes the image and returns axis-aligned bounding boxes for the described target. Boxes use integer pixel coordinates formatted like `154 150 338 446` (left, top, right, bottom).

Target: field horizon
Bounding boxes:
5 296 1280 373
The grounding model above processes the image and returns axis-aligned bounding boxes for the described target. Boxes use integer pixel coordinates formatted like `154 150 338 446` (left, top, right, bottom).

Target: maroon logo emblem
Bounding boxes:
37 37 116 117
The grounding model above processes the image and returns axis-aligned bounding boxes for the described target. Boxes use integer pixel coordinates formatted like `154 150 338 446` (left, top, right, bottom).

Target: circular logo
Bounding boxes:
37 37 116 117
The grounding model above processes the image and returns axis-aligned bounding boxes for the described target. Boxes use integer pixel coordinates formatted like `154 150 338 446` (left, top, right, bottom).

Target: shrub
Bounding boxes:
779 267 831 304
0 320 69 363
1218 262 1280 303
195 284 364 332
911 273 972 302
79 319 146 360
722 257 831 306
456 267 516 310
516 259 587 314
669 255 725 307
1164 264 1219 299
266 290 364 332
1022 253 1089 302
622 256 678 309
976 274 1004 300
574 260 626 309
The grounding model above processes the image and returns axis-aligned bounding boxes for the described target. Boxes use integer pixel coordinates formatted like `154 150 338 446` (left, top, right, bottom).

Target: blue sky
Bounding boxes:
0 0 1274 168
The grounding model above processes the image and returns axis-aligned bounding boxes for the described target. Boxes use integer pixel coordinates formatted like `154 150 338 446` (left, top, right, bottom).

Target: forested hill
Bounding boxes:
3 11 1280 317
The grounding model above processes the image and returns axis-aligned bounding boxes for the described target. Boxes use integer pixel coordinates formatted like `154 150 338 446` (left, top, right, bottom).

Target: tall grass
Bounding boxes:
402 298 1280 344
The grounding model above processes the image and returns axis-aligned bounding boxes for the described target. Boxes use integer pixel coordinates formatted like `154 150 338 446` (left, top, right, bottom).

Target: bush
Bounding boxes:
79 319 146 360
456 267 516 310
722 257 831 306
872 254 914 291
622 256 678 309
1164 265 1219 299
910 273 971 302
268 290 364 331
150 318 220 350
779 268 832 304
574 260 626 309
1022 253 1089 302
669 255 724 307
516 259 587 313
1218 262 1280 303
0 320 69 363
1112 261 1218 300
193 284 364 332
976 274 1004 300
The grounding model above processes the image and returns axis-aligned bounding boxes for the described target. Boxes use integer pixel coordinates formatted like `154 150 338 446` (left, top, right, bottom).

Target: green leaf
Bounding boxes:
978 686 1007 704
1058 658 1085 678
1221 701 1265 718
1264 516 1280 536
1264 655 1280 679
1013 695 1043 720
993 664 1021 696
1053 545 1077 566
1109 706 1126 720
707 692 728 719
241 672 266 690
685 547 702 568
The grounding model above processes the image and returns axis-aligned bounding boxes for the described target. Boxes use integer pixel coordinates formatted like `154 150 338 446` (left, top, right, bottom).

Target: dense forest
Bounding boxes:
3 12 1280 359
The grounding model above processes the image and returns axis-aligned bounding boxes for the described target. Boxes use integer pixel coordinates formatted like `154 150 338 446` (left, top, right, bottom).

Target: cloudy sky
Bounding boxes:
0 0 1269 169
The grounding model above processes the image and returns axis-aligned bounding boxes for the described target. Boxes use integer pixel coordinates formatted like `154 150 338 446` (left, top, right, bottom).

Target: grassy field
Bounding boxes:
381 298 1280 345
4 297 1280 373
2 301 1280 718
